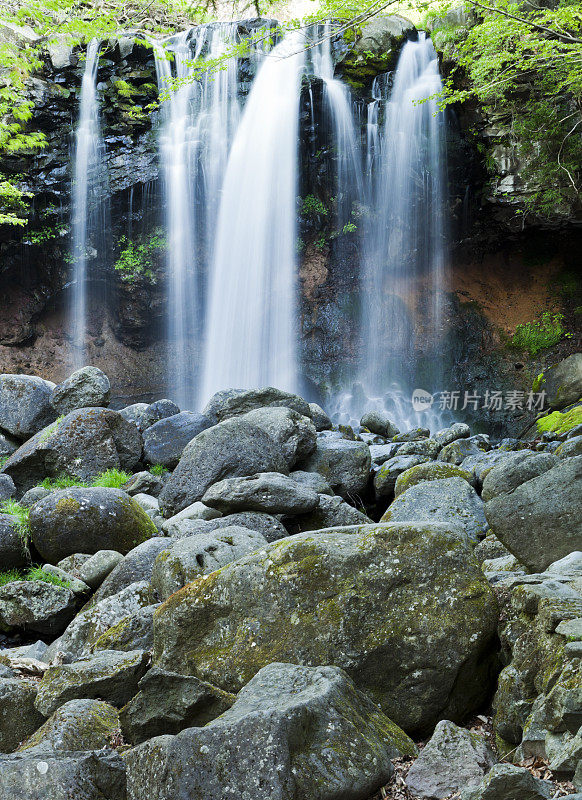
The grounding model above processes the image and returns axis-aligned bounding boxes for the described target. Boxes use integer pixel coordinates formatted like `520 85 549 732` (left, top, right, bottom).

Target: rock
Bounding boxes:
439 437 489 465
19 486 51 507
46 34 74 69
0 473 15 501
0 513 29 568
405 720 496 799
544 354 582 410
241 407 316 468
394 427 430 442
0 581 76 635
54 581 153 659
88 539 171 605
289 469 333 494
360 410 400 438
475 534 512 562
132 493 160 521
142 411 213 468
35 649 150 716
0 678 45 752
0 373 56 440
202 472 319 515
295 493 372 531
93 604 158 653
139 399 180 430
119 402 149 428
460 763 553 800
369 442 401 465
160 501 222 536
173 510 288 543
151 527 268 600
203 387 312 422
394 461 474 496
0 431 19 458
18 699 120 753
2 407 142 491
299 436 371 498
433 422 471 449
0 664 14 678
485 456 582 572
122 470 164 497
382 477 488 543
0 639 48 662
153 522 498 734
158 417 288 517
77 550 124 589
481 453 559 501
40 565 90 596
125 662 416 800
556 436 582 458
397 438 441 458
0 750 127 800
29 488 157 563
50 367 110 414
119 666 235 744
309 402 332 431
56 553 91 575
374 454 431 498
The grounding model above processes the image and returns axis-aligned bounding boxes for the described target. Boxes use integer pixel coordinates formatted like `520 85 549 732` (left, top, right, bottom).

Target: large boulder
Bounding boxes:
202 387 311 422
158 417 288 517
0 678 45 752
142 411 213 469
50 367 110 415
88 539 171 606
0 581 76 635
382 477 488 543
374 454 431 498
544 354 582 410
0 513 29 568
1 407 142 491
0 374 56 440
485 456 582 572
202 472 319 515
241 406 317 467
153 522 499 734
124 662 417 800
298 436 371 498
481 453 559 501
360 410 400 438
18 699 120 753
119 666 235 744
151 527 267 600
460 764 552 800
394 461 474 496
29 488 157 563
294 493 372 532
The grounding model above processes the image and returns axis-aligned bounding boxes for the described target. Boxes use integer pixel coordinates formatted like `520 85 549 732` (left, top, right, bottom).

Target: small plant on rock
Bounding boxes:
91 469 133 488
149 464 168 477
510 312 572 355
0 499 30 544
25 565 71 588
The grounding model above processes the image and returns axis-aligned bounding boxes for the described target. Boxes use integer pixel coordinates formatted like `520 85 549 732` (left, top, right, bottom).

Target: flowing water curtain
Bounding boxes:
70 39 110 368
200 29 308 403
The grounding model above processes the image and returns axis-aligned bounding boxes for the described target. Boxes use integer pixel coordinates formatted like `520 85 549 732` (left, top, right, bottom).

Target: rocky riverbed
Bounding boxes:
0 357 581 799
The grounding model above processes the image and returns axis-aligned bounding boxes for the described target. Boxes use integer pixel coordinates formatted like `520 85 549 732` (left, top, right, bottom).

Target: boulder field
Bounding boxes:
0 361 580 799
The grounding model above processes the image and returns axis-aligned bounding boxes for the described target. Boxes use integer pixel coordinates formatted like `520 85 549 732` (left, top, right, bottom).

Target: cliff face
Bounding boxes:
0 16 579 433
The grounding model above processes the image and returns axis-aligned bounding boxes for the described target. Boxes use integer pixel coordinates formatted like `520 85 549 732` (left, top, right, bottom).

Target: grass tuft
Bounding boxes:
149 464 168 477
91 469 132 488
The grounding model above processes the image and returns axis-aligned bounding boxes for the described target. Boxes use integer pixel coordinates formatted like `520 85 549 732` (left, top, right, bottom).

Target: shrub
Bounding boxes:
150 464 168 476
91 469 132 488
510 312 571 355
0 499 30 543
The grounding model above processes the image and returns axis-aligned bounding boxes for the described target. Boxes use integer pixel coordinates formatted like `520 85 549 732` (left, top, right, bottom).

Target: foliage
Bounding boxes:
0 569 22 587
91 468 132 488
39 474 87 490
150 463 168 476
0 565 71 587
510 312 572 355
536 405 582 435
114 230 165 283
301 194 328 216
0 498 30 541
39 469 131 489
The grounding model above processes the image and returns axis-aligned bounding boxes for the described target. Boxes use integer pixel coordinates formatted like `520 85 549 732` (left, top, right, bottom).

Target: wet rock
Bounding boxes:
394 461 474 496
50 366 111 414
125 662 416 800
360 410 400 438
202 387 311 422
142 411 213 468
93 604 158 653
374 454 431 498
0 581 76 635
544 354 582 410
18 698 120 753
202 472 319 514
241 406 317 467
309 402 332 431
77 550 124 589
0 373 56 440
460 763 552 800
299 435 371 498
0 513 29 568
0 678 45 752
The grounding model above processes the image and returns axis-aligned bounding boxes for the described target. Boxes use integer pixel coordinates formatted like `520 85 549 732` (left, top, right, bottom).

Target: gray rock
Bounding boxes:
179 511 289 543
202 472 319 515
88 539 171 606
397 437 441 458
0 373 56 440
139 399 180 431
556 436 582 458
433 422 471 449
2 407 142 491
309 402 332 431
132 492 160 518
289 469 334 495
118 402 149 429
0 678 45 752
125 662 416 800
92 604 158 653
460 763 553 800
142 411 212 468
481 453 559 501
153 523 499 735
0 750 127 800
545 354 582 410
0 473 15 501
241 406 317 468
382 477 488 543
122 470 164 497
19 486 51 507
485 456 582 572
0 513 29 568
0 431 19 458
29 488 156 563
352 14 416 57
160 501 222 536
374 454 431 498
159 417 289 517
295 493 372 532
439 437 489 465
119 666 235 744
0 664 14 678
35 649 150 716
394 461 474 497
56 553 91 575
1 639 48 661
474 534 512 562
299 436 371 498
394 427 430 442
462 449 535 487
18 698 120 753
151 527 268 600
369 442 401 465
40 565 90 596
406 720 496 799
203 387 312 422
0 581 76 635
46 35 74 69
360 410 400 438
77 550 124 589
50 367 110 415
546 552 582 574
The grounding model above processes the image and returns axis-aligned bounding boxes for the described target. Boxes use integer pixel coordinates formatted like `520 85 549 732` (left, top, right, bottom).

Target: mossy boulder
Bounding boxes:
0 373 56 440
536 405 582 437
298 435 371 499
202 387 312 422
394 461 474 497
50 367 111 415
460 763 552 800
0 678 45 753
543 353 582 410
29 487 157 563
93 604 158 653
241 406 317 468
124 662 416 800
0 581 76 635
18 699 120 753
153 522 499 735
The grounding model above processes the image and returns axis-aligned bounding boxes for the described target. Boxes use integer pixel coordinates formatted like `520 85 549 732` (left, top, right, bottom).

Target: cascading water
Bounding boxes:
153 24 242 410
336 32 448 429
200 31 307 403
70 39 108 367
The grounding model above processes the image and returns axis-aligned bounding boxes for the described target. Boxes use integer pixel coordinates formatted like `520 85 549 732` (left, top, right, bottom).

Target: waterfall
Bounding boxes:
70 39 108 367
337 32 448 429
153 24 242 410
200 31 307 403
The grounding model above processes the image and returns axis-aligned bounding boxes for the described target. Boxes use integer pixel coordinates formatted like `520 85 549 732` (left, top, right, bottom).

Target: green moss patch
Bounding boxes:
536 406 582 435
